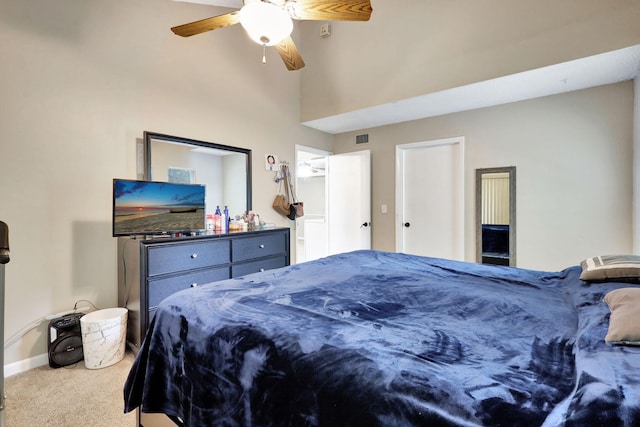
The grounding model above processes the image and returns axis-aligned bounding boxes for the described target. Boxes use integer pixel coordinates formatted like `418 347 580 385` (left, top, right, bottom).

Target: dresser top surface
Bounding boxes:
118 227 290 245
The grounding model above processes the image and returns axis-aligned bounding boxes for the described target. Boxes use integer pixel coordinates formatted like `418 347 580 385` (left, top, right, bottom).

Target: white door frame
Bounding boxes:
295 144 333 163
395 136 465 258
294 145 332 263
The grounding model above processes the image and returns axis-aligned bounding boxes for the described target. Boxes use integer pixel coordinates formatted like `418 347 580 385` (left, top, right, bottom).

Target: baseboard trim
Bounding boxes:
4 353 48 377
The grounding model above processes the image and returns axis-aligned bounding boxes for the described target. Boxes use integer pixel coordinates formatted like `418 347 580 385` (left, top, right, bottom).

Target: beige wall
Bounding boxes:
300 0 640 121
333 82 634 271
0 0 331 366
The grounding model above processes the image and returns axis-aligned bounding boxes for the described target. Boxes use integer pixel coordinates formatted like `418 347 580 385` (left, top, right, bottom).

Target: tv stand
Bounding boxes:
117 228 290 352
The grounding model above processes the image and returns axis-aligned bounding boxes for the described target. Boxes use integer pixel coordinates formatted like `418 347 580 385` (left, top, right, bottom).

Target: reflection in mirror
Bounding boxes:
144 132 252 219
475 167 516 266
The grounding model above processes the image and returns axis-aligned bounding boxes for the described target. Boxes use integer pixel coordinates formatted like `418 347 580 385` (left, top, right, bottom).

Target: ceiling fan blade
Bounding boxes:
288 0 372 21
171 11 240 37
275 36 306 71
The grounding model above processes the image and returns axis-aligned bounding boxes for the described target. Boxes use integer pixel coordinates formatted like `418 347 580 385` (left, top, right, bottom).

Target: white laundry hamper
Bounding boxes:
80 308 128 369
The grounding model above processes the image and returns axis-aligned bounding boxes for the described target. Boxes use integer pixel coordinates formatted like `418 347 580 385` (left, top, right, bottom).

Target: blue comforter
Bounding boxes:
124 250 640 426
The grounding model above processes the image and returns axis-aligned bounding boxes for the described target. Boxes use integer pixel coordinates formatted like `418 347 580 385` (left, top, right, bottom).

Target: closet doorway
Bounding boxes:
295 145 331 263
295 145 371 263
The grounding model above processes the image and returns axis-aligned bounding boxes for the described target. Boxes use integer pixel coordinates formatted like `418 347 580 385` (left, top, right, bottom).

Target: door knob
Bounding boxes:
404 222 410 227
361 222 370 228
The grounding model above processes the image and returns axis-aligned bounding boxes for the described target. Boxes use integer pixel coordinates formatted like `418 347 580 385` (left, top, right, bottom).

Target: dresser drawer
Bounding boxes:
147 240 230 277
231 255 287 278
148 266 230 308
232 233 286 262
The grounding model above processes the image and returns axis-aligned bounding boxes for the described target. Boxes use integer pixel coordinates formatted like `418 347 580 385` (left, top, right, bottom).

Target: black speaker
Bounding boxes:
48 313 84 368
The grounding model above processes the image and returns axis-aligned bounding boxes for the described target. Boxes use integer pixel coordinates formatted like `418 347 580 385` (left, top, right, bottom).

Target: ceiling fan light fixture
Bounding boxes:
239 1 293 46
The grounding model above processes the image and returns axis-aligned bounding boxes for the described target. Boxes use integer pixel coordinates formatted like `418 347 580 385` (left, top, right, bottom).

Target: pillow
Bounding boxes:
604 288 640 345
579 254 640 282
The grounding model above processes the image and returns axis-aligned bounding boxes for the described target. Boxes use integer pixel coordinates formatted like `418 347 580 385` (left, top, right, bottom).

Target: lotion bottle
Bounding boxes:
206 214 214 231
223 206 229 233
220 211 226 233
214 206 222 232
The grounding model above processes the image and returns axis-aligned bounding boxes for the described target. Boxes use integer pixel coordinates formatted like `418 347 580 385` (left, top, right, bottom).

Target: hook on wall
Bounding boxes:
274 161 289 183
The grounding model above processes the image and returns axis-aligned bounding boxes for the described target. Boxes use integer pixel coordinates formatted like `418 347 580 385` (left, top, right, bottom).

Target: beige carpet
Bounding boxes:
4 352 137 426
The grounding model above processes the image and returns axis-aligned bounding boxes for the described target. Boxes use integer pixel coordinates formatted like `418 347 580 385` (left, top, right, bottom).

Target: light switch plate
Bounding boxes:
320 23 331 38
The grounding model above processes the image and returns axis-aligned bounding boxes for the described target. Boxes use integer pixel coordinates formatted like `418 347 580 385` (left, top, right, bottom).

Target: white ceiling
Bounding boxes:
170 1 640 135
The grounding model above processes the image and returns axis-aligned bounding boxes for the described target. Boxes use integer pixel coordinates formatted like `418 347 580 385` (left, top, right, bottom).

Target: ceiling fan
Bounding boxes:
171 0 373 71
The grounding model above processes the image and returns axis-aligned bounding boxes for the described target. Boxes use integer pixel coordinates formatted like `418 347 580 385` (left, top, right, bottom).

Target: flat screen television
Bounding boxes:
113 179 206 237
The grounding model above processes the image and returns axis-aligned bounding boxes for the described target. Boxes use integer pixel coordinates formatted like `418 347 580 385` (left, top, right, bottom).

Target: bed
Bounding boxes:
124 250 640 426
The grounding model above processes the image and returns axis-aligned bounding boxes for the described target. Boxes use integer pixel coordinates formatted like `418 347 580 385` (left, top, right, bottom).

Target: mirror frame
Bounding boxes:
143 131 252 212
475 166 516 266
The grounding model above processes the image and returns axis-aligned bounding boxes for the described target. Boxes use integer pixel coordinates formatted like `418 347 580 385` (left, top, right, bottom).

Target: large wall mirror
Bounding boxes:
475 167 516 266
144 131 252 218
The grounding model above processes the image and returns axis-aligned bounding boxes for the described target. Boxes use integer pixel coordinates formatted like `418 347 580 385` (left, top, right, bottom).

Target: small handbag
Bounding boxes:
284 166 304 219
273 170 291 216
273 194 290 216
286 204 297 220
292 202 304 218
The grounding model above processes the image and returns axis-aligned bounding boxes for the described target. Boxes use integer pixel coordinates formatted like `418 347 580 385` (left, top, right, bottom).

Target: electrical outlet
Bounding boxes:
381 204 388 214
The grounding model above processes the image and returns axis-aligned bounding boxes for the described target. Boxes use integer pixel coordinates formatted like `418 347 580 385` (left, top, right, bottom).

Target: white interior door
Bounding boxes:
396 138 464 260
327 150 371 254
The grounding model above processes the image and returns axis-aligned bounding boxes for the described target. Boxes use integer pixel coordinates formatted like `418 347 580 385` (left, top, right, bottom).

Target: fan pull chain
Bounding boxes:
262 44 267 64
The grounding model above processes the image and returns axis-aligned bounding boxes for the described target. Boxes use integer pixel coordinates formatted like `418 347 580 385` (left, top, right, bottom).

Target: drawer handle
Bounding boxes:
259 244 265 249
259 268 265 272
191 283 198 288
190 253 198 259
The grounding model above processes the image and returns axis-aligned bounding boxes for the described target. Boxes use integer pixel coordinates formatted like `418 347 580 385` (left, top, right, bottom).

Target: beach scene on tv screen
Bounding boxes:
114 180 205 235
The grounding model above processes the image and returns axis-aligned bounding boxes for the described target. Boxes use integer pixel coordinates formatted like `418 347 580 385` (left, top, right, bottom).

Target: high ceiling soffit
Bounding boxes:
302 44 640 134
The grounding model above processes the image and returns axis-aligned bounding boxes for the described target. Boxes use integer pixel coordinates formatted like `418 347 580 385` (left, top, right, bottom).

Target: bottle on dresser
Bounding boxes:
223 206 229 233
214 206 222 232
